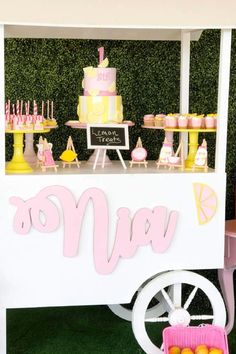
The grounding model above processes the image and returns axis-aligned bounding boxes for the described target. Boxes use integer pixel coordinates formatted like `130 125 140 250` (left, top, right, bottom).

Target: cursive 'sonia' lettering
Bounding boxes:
9 186 178 275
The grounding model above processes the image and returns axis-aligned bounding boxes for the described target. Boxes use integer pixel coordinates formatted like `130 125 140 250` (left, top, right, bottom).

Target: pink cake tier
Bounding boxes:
83 67 116 96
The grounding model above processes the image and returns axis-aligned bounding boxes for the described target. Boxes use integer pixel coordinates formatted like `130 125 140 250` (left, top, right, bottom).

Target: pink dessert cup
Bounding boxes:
178 116 188 128
165 116 177 128
205 116 215 129
191 117 202 129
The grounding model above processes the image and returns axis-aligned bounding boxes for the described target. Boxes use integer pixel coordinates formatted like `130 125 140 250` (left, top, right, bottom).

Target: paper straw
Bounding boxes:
20 100 23 115
51 101 53 119
47 100 49 119
16 100 20 115
5 102 8 116
41 100 44 117
33 100 38 116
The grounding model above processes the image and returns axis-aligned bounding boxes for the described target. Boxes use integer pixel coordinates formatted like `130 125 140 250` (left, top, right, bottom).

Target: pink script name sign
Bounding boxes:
10 186 178 274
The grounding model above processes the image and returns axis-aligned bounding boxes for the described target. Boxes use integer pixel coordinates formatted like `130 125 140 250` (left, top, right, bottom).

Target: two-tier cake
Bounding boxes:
77 47 123 124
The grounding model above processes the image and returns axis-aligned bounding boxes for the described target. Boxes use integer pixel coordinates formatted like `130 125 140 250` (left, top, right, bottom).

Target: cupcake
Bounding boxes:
154 114 165 127
165 114 178 128
178 115 188 128
143 114 154 126
187 113 197 128
205 114 216 129
191 115 204 129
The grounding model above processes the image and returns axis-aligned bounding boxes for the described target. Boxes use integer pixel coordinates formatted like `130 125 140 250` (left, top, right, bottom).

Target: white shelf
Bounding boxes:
4 25 203 41
5 160 215 175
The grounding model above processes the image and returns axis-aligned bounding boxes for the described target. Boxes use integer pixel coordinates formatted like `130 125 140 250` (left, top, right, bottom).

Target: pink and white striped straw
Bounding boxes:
5 102 9 116
41 100 44 117
47 100 49 119
16 100 20 115
51 101 53 119
8 100 10 115
25 102 28 115
20 100 23 115
33 100 38 116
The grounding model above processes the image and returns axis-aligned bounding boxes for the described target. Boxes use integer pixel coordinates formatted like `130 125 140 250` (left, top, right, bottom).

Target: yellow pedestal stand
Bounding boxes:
165 128 216 169
5 129 50 174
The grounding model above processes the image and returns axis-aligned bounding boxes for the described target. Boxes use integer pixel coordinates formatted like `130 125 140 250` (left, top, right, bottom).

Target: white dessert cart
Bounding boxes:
0 1 235 353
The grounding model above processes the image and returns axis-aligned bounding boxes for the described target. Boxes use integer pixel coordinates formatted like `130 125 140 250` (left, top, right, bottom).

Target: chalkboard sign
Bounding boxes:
87 124 129 150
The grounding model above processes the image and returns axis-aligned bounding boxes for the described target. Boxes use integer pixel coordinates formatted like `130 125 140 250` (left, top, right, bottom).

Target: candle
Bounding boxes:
8 100 10 115
12 104 15 115
27 100 30 115
98 47 104 65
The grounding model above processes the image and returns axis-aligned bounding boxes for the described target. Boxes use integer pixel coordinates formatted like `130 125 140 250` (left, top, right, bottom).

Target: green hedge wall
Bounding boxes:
5 29 236 219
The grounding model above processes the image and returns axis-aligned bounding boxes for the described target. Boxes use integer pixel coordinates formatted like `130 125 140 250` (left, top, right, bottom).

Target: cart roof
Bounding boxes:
1 0 236 40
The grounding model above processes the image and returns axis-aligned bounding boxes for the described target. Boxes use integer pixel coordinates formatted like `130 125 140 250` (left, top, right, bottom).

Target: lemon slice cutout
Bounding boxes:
193 183 218 225
83 66 97 77
98 57 109 68
60 150 77 162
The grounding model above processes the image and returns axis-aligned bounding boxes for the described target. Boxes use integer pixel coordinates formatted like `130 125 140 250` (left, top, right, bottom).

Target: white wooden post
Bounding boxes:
180 30 190 157
0 308 6 354
0 24 7 354
0 25 5 177
215 29 232 172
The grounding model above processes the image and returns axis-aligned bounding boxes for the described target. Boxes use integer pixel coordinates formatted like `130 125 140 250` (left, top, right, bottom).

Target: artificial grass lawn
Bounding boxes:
7 305 236 354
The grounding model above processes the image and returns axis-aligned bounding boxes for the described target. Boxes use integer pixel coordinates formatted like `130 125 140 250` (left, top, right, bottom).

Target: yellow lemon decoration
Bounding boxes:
83 66 97 77
108 81 116 93
88 88 100 96
193 183 218 225
98 57 109 68
60 150 77 162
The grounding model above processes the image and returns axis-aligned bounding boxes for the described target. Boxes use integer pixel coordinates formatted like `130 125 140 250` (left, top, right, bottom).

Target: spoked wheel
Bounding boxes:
108 291 169 321
108 275 172 321
132 270 226 354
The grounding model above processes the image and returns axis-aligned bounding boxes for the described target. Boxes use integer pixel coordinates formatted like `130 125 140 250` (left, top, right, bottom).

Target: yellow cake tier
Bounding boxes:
77 96 123 124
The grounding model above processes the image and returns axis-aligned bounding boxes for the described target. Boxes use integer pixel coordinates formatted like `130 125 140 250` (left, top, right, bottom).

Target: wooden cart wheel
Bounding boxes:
132 270 226 354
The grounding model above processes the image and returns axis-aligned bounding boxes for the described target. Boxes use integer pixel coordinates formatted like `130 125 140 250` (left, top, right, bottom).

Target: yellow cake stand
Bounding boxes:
5 129 50 174
164 128 216 169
